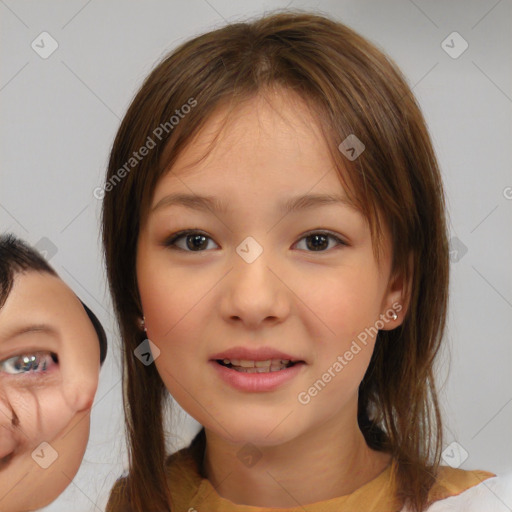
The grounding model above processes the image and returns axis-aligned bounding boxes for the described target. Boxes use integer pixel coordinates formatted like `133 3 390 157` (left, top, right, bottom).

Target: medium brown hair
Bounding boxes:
102 10 449 512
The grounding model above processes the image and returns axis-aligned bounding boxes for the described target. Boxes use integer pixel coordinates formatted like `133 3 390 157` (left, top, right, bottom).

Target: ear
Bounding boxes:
379 251 414 330
137 315 146 332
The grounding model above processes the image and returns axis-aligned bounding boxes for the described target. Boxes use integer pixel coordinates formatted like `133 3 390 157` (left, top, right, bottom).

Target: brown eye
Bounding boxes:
183 233 209 251
294 231 347 252
164 230 218 252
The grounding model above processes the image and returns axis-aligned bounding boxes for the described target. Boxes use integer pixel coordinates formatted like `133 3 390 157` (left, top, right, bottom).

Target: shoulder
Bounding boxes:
165 428 206 485
105 474 132 512
427 465 496 502
424 467 512 511
165 444 203 487
104 443 201 512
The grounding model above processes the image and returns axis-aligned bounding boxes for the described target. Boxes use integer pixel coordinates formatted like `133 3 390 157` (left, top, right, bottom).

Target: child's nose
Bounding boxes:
222 256 290 328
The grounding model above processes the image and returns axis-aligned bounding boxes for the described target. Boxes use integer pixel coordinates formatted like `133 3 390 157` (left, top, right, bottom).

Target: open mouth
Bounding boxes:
215 358 302 373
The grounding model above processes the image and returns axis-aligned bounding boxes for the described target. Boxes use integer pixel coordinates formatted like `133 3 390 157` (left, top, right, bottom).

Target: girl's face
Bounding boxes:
0 271 100 511
136 92 407 446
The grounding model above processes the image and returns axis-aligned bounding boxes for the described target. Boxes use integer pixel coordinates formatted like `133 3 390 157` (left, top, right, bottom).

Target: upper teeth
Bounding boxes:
223 359 291 367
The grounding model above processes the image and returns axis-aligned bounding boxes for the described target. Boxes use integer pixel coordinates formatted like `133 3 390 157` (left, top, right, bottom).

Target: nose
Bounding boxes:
0 391 18 460
221 246 290 328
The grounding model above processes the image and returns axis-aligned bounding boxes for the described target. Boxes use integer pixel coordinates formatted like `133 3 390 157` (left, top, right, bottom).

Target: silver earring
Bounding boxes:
391 311 398 321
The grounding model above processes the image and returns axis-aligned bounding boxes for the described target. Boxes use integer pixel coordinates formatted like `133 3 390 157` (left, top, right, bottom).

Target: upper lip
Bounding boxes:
210 346 305 363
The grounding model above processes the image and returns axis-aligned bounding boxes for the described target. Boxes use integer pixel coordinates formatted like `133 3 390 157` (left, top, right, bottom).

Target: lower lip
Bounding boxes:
209 360 305 392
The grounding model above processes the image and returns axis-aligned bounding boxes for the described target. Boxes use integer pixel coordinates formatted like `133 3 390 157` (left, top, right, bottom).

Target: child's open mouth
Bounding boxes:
216 358 300 373
211 358 306 392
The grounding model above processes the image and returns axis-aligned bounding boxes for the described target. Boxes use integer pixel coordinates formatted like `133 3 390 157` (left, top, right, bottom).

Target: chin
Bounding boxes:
210 418 298 448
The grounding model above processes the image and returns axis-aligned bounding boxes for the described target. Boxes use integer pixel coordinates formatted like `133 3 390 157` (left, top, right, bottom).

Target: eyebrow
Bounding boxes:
151 192 359 215
1 324 59 341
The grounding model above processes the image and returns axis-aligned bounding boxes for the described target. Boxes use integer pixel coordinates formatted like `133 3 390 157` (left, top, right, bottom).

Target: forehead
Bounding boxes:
0 271 90 343
1 271 76 308
154 91 348 203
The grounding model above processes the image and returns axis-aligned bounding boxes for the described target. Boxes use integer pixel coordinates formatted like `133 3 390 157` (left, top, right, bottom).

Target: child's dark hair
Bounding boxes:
0 233 107 364
102 10 449 512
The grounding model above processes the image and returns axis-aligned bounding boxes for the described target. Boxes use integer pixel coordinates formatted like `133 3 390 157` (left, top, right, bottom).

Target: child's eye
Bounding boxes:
164 230 219 252
294 230 347 252
0 352 58 376
164 229 347 253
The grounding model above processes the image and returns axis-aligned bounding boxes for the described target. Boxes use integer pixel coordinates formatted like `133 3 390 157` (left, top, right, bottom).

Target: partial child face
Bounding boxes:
136 91 407 446
0 271 100 511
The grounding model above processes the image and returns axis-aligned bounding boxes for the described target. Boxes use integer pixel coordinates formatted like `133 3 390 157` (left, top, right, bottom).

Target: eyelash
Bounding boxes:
0 351 58 377
163 229 347 253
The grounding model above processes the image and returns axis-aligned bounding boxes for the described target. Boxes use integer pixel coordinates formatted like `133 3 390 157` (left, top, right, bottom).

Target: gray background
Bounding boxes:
1 1 511 510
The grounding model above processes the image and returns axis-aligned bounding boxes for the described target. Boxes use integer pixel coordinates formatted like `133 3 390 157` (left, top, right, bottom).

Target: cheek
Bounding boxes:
294 263 384 344
137 247 216 344
137 245 182 336
139 271 205 343
137 259 212 397
2 413 90 512
10 385 76 447
291 263 384 402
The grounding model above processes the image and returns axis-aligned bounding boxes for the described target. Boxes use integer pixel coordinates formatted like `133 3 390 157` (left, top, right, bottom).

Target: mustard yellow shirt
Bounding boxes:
107 442 495 512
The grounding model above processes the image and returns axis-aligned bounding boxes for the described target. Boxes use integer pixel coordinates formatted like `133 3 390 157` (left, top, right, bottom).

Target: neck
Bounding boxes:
201 408 391 507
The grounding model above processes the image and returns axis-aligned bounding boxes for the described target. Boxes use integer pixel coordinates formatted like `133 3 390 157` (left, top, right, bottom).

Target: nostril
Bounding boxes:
0 402 20 459
11 408 19 428
0 431 17 460
0 451 14 468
